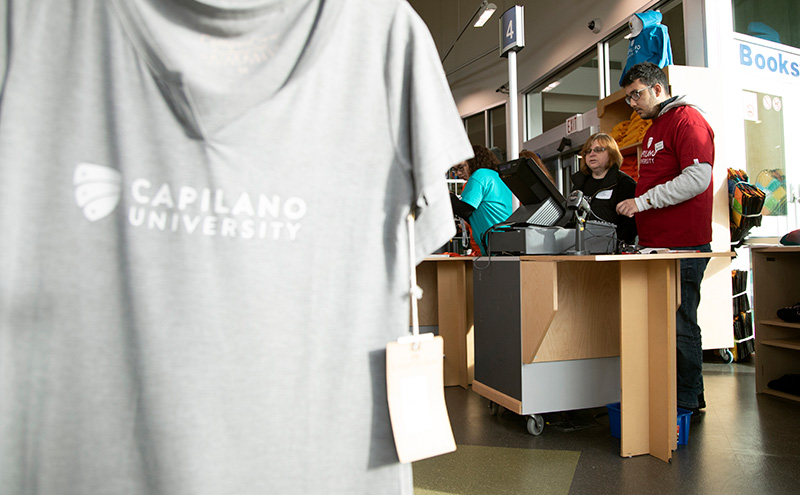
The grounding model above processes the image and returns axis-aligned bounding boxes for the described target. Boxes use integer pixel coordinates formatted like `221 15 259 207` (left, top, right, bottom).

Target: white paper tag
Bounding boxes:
400 376 430 434
596 189 613 200
386 335 456 463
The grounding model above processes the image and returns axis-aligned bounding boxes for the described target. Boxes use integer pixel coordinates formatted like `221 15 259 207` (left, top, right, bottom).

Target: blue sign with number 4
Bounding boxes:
501 6 524 57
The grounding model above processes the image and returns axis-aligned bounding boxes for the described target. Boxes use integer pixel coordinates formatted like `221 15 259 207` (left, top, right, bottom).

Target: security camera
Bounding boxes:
588 18 601 33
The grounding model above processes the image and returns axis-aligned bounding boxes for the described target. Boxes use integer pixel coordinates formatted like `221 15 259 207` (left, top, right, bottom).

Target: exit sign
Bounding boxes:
566 114 583 134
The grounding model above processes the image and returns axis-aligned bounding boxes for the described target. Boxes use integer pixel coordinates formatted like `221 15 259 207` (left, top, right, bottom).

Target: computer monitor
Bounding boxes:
497 157 570 227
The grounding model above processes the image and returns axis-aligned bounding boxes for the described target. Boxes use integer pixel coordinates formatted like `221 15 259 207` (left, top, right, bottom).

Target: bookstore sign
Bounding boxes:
738 40 800 83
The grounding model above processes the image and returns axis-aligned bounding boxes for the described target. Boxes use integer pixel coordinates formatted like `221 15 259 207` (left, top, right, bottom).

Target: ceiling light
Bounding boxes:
542 81 561 92
473 2 497 27
442 1 499 63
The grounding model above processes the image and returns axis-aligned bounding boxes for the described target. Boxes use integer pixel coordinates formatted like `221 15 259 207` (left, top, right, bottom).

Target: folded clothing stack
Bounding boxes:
616 110 652 149
767 374 800 396
777 302 800 323
609 119 629 143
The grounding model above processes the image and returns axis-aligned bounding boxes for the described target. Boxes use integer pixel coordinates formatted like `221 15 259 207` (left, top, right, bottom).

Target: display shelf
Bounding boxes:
762 338 800 351
620 143 641 157
597 87 631 132
731 271 754 361
761 319 800 330
751 246 800 254
751 246 800 400
762 388 800 403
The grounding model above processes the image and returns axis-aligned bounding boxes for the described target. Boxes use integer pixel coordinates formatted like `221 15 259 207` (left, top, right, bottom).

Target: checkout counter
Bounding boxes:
471 252 728 463
421 157 730 463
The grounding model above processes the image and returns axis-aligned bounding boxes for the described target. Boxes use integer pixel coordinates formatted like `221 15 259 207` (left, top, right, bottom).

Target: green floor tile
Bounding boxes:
413 444 579 495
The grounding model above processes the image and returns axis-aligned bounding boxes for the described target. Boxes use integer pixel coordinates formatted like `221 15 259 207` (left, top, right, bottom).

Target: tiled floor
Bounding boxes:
413 353 800 494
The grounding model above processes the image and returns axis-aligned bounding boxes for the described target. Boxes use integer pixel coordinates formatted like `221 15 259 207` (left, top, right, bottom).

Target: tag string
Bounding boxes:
407 213 423 344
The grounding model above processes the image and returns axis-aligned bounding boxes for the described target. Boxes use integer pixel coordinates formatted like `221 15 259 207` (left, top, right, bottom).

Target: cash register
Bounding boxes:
484 157 617 255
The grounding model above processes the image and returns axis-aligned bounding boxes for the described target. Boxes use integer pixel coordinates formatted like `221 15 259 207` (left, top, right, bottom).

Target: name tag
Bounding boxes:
596 190 613 200
655 140 664 152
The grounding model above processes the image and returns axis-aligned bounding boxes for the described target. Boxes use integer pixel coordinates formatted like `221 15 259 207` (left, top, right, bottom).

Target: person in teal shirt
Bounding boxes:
450 145 514 253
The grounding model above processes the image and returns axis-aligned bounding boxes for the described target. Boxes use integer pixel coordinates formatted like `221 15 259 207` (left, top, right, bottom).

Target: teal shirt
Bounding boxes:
460 168 513 251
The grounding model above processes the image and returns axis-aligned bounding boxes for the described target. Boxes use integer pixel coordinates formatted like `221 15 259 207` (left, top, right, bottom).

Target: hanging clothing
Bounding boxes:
619 11 674 86
0 1 473 494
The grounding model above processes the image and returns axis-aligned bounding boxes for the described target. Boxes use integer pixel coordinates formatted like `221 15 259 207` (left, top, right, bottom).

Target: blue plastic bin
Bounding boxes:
606 402 692 446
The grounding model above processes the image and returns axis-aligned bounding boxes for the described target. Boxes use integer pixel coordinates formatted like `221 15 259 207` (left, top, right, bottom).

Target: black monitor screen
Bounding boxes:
497 157 570 227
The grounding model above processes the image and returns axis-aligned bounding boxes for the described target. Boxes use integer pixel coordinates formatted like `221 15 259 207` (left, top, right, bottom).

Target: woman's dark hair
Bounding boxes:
466 144 500 175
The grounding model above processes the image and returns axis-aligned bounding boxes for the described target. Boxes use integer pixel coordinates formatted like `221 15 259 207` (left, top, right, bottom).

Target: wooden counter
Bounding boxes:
472 252 732 463
416 256 475 389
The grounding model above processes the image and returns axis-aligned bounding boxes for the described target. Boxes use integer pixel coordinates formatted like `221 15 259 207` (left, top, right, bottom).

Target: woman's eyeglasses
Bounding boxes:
585 147 607 155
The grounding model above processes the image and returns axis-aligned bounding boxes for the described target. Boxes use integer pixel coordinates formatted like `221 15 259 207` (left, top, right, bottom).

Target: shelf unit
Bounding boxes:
752 246 800 402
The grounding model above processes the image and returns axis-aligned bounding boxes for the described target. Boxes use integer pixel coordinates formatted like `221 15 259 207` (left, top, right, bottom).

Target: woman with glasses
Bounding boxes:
570 133 637 246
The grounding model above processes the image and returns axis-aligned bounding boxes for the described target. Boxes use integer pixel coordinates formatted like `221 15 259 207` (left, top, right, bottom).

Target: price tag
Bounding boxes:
386 335 456 463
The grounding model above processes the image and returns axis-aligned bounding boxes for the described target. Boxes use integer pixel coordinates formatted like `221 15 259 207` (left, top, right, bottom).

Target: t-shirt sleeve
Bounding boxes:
676 110 715 170
386 2 473 262
459 174 485 210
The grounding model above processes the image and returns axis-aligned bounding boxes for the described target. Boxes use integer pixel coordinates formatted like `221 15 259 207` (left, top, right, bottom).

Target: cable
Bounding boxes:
473 220 520 270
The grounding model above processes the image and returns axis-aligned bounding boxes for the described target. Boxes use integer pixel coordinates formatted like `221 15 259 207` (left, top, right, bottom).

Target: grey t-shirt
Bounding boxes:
0 0 472 493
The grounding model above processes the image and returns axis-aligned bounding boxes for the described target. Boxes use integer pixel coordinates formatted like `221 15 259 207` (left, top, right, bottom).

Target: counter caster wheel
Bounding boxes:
489 401 502 416
527 414 544 435
719 348 734 364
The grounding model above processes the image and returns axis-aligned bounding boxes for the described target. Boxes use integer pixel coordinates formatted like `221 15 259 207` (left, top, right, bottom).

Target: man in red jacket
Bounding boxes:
616 62 715 418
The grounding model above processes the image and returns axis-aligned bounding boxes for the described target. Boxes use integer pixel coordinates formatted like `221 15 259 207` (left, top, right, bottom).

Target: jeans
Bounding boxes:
672 244 711 409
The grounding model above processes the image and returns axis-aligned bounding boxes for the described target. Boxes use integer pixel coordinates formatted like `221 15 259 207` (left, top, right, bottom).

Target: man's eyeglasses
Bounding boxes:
585 147 607 155
625 85 653 104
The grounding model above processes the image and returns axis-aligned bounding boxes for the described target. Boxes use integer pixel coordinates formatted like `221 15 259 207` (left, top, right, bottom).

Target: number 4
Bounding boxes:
506 20 514 40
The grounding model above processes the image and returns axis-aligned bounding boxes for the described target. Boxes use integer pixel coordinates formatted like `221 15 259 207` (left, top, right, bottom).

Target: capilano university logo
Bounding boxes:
73 163 307 241
74 163 123 221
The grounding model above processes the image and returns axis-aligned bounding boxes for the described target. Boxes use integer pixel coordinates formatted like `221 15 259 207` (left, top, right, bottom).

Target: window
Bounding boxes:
463 104 507 160
732 0 800 50
659 0 685 66
742 90 787 217
464 113 485 147
489 106 507 160
524 50 600 139
524 0 686 141
609 0 685 81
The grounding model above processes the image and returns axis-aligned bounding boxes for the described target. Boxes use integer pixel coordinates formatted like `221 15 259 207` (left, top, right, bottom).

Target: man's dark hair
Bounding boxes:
620 62 670 93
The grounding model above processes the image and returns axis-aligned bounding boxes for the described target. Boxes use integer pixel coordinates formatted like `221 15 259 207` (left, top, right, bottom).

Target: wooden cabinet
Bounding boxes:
752 246 800 402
